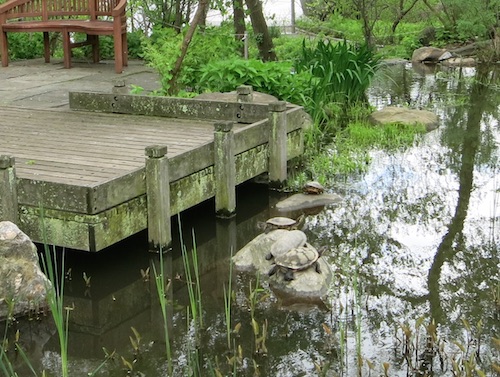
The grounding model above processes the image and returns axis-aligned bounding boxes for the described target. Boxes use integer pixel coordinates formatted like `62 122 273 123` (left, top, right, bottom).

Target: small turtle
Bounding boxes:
303 181 325 195
259 216 298 234
265 230 307 260
268 244 322 281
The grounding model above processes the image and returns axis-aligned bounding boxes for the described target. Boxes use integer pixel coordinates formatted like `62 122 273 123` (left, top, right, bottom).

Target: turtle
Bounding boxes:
303 181 325 195
265 229 307 261
268 244 322 281
259 216 299 234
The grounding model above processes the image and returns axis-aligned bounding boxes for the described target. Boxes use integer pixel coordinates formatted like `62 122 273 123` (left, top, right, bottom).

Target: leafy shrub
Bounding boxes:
6 33 45 60
197 58 312 104
143 25 241 93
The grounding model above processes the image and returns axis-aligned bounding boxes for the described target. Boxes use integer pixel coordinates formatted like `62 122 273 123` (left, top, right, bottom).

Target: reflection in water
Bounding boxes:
428 66 492 324
3 65 499 377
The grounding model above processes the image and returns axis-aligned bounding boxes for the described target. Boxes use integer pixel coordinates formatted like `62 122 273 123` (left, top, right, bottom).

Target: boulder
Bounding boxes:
369 106 439 132
233 229 289 273
442 57 476 67
412 47 452 63
233 231 334 303
269 254 333 302
0 221 50 320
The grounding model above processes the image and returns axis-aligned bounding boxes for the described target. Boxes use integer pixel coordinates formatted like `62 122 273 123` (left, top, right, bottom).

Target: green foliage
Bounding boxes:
295 39 380 124
293 116 427 186
6 33 44 60
197 58 309 103
272 34 313 62
143 25 241 94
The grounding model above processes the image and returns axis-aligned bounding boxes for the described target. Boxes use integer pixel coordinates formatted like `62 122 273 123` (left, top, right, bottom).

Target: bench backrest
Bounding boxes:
1 0 120 21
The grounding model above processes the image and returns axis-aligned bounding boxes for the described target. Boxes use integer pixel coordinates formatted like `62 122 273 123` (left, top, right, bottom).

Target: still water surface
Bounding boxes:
7 63 500 376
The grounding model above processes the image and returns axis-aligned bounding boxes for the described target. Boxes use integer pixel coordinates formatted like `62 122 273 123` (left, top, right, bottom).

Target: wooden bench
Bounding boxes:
0 0 128 73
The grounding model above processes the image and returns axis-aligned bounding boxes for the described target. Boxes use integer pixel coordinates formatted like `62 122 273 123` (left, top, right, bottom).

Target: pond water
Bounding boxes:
3 63 499 376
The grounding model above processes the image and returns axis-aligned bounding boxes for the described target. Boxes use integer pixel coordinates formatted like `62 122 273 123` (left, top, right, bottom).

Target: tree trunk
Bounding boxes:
244 0 277 61
167 0 209 94
391 0 420 36
233 0 246 56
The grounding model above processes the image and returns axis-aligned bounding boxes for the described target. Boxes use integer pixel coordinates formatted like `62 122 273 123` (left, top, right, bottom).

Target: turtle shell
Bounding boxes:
266 216 297 228
274 245 320 271
269 230 307 258
303 181 325 194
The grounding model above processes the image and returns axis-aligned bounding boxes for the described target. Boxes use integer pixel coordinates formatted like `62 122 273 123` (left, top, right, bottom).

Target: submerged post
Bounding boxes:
268 101 288 188
0 155 18 223
214 121 236 218
145 145 171 252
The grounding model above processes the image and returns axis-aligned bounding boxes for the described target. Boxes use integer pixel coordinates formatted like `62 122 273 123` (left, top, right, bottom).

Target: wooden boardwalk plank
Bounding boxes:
0 106 222 185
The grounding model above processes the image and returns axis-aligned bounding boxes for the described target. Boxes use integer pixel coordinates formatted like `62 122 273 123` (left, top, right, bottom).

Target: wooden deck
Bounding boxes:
0 86 309 252
1 106 221 186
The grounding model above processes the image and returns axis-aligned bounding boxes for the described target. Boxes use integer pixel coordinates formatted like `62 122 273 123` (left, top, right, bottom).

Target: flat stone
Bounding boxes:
369 106 439 132
412 47 451 63
275 193 342 212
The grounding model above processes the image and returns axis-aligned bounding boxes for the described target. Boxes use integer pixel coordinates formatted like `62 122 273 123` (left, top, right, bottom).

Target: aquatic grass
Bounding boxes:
151 245 173 375
352 270 363 376
39 243 70 377
295 39 380 126
223 248 234 351
1 301 23 377
180 227 204 331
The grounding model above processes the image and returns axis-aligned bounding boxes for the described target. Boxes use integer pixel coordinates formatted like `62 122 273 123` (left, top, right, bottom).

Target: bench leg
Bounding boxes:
62 30 71 69
43 32 50 63
89 35 99 63
113 32 123 74
1 30 8 67
122 32 128 67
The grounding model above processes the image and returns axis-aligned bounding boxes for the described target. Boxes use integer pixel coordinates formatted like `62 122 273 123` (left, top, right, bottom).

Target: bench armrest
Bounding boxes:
0 0 34 16
112 0 127 17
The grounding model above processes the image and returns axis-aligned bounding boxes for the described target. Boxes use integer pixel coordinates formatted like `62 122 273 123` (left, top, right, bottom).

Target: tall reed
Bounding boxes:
295 39 380 127
180 225 203 331
39 243 69 377
151 242 173 375
223 248 234 351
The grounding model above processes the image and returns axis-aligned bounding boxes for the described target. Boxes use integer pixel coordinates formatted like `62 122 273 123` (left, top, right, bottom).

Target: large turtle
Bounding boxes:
265 230 307 261
303 181 325 195
268 244 322 281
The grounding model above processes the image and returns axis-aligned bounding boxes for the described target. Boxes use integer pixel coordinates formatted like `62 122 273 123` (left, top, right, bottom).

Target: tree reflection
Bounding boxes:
427 66 499 326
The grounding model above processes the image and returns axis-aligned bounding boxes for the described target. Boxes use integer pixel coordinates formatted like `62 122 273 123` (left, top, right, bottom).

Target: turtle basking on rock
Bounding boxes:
265 229 307 261
259 216 302 234
303 181 325 195
268 244 323 281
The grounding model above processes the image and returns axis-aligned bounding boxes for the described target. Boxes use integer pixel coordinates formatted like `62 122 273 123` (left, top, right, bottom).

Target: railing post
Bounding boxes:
268 101 288 188
0 155 18 223
237 85 253 103
214 121 236 218
145 145 171 252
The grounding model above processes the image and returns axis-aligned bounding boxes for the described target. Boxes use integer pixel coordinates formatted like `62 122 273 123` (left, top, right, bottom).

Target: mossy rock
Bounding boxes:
369 106 439 132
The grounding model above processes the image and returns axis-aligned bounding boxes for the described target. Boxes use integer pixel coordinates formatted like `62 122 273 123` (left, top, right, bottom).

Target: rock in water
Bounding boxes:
269 244 333 302
369 106 439 132
0 221 51 320
232 229 290 273
275 193 342 212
